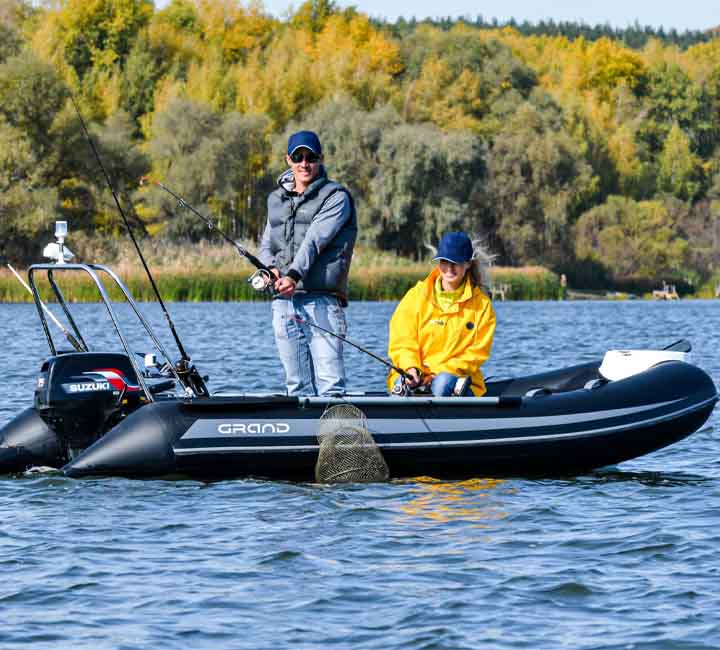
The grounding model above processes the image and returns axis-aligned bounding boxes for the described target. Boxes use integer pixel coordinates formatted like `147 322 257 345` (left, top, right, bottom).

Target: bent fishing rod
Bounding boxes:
292 315 480 395
289 314 411 381
69 94 208 397
141 177 273 275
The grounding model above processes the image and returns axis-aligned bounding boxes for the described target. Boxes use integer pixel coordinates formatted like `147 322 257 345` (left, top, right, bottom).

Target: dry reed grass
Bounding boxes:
0 241 561 302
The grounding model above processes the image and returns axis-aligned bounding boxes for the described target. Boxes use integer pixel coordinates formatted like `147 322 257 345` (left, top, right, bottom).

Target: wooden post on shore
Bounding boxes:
491 283 510 301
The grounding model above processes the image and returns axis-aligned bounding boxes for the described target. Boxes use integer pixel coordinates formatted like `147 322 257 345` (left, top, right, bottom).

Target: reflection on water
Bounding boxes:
584 468 710 487
398 476 510 526
1 302 719 650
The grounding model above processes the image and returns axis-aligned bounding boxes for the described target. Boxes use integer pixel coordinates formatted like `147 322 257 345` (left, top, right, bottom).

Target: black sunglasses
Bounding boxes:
289 151 321 164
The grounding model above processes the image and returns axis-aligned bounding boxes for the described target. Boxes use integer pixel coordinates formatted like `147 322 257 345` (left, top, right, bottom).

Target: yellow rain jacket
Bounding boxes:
387 268 496 396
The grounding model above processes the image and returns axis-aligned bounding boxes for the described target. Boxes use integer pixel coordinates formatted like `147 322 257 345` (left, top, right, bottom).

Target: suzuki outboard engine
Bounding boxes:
1 222 203 474
34 352 148 458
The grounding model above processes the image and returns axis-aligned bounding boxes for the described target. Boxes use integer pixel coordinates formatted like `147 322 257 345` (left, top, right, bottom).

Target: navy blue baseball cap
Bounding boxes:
287 131 322 155
433 232 474 264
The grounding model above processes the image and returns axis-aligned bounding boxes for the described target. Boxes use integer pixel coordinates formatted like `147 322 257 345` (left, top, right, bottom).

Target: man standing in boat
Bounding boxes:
259 130 357 396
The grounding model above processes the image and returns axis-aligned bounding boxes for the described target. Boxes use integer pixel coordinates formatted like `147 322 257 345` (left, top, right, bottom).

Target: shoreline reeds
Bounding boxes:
0 265 561 302
0 240 561 303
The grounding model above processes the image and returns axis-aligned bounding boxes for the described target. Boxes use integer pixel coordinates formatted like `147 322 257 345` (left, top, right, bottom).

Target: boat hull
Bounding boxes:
62 360 718 480
0 407 62 474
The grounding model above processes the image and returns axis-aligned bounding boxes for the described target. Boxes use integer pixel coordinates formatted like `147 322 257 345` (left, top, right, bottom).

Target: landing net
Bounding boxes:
315 403 389 484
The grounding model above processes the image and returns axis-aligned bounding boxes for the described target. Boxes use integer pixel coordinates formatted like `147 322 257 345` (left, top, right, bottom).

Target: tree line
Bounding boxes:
1 0 720 291
383 17 715 51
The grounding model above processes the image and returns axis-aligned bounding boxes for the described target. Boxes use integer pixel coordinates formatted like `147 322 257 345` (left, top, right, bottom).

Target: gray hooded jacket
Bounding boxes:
259 168 357 305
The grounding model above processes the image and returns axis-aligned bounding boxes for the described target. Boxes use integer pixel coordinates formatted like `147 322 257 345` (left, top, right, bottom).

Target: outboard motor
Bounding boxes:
34 352 149 458
2 221 205 473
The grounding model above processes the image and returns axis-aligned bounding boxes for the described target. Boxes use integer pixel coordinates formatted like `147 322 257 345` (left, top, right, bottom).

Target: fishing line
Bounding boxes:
291 315 476 396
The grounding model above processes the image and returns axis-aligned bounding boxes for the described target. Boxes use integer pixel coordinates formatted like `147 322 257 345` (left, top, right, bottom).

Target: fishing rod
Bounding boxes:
69 94 208 397
7 264 86 353
141 177 274 286
289 314 411 381
291 315 478 396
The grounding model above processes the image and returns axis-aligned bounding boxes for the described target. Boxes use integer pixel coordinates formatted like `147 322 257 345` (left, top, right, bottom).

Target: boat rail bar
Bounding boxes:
302 395 523 408
28 262 188 402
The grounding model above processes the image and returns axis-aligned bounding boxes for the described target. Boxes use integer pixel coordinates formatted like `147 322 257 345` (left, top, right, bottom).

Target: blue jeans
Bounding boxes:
393 372 473 397
272 294 347 396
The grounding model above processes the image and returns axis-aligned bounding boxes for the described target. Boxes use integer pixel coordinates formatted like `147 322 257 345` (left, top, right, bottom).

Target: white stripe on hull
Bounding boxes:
173 396 716 456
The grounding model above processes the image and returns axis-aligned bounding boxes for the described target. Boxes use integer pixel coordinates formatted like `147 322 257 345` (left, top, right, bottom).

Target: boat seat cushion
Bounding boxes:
488 361 602 397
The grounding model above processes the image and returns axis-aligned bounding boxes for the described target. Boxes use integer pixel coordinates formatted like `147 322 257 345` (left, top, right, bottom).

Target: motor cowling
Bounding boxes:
34 352 148 457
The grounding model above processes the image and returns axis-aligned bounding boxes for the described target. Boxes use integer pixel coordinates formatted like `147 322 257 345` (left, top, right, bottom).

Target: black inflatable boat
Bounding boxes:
1 251 717 480
62 358 718 479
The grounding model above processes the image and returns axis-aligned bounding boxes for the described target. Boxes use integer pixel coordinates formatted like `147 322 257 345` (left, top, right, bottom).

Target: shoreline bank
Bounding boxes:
0 266 561 303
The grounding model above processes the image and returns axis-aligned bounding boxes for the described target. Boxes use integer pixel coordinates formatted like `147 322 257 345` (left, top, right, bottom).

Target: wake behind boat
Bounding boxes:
0 225 717 481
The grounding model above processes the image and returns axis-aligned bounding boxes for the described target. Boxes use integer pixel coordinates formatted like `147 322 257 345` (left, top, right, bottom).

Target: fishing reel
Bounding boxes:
391 374 432 397
391 373 472 397
249 268 275 295
139 353 174 379
136 353 209 397
174 358 210 398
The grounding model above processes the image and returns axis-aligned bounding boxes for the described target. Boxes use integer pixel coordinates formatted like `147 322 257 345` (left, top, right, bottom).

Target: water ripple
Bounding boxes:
1 301 719 649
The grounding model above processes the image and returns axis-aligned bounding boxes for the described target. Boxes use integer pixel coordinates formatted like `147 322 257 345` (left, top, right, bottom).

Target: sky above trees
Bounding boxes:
153 0 718 31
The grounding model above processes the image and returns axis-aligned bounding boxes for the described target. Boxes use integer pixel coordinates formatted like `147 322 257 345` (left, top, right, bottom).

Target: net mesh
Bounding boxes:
315 403 389 484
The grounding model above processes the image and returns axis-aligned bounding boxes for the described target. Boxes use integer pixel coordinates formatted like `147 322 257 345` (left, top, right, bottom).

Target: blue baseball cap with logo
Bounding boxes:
287 131 322 156
433 231 474 264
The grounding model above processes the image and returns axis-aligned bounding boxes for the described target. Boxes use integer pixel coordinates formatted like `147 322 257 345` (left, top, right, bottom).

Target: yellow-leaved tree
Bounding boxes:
400 25 537 136
233 27 319 129
195 0 276 63
310 13 402 109
33 0 153 79
657 122 703 201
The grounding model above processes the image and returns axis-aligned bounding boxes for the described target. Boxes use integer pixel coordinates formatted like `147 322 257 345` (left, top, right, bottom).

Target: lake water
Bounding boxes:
1 299 719 649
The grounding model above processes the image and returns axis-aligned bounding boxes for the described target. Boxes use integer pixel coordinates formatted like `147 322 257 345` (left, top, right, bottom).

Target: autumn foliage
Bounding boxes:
2 0 720 291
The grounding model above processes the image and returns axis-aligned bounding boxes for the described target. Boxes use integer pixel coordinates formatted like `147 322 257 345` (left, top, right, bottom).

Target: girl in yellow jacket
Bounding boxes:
387 232 496 396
